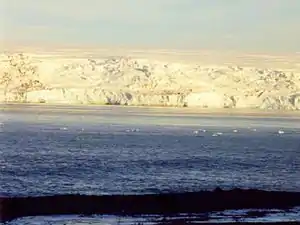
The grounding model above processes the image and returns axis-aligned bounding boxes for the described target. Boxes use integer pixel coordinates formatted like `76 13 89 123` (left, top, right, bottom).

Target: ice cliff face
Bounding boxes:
1 53 300 110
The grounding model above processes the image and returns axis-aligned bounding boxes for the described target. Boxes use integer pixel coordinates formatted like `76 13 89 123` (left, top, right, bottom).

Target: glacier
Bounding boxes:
1 51 300 110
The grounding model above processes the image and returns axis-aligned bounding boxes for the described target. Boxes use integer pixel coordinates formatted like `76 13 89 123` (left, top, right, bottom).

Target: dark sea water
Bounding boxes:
1 104 300 224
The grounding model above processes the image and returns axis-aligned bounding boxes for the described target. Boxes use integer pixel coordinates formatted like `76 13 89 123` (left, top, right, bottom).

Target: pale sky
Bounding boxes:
1 0 300 52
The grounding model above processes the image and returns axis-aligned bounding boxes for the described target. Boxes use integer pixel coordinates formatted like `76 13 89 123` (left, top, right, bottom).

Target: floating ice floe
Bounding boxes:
212 132 223 137
126 128 140 132
247 127 257 132
193 129 206 134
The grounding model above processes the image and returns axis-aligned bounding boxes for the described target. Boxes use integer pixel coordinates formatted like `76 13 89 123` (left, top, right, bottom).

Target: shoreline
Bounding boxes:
2 102 300 118
1 188 300 223
159 222 300 225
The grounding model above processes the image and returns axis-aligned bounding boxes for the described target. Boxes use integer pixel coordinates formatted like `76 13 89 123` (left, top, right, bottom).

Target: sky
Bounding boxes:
1 0 300 52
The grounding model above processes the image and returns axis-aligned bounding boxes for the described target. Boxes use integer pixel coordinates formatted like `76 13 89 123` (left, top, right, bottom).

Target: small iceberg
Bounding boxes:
193 129 206 134
126 128 140 133
212 132 223 137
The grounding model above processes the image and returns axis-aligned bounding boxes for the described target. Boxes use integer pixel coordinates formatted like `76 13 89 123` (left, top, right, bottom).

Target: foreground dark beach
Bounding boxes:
1 188 300 223
159 222 300 225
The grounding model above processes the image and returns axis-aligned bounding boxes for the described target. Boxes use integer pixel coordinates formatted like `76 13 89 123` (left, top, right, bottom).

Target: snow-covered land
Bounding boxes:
1 50 300 110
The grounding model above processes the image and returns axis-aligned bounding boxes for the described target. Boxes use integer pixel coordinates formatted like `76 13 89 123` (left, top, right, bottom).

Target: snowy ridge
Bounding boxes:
1 53 300 110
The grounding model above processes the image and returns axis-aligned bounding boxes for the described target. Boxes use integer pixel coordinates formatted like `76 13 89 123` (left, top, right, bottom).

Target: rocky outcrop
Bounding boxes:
0 54 48 102
1 53 300 110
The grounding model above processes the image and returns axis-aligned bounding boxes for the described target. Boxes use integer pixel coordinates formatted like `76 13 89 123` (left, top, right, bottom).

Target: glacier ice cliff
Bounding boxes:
1 53 300 110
